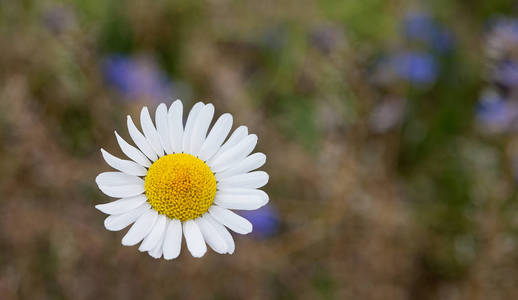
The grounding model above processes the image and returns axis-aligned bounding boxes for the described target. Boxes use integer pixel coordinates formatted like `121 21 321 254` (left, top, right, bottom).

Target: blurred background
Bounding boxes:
1 0 518 299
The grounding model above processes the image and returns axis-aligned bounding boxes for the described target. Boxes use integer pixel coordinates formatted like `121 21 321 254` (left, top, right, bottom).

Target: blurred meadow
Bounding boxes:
2 0 518 299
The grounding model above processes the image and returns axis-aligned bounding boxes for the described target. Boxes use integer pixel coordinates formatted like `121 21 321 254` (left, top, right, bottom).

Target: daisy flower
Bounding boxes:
95 100 269 259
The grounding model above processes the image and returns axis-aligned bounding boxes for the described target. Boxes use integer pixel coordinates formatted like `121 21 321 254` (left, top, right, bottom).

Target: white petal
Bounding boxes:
155 103 173 154
215 153 266 180
97 185 144 198
148 220 168 259
183 219 207 257
190 104 215 157
168 100 184 153
217 125 248 154
127 116 158 161
214 192 268 210
182 102 204 154
140 106 165 157
204 213 235 254
217 171 269 189
115 131 151 168
208 134 258 173
217 188 269 201
96 172 145 198
96 172 144 186
198 113 233 162
122 209 158 246
208 205 252 234
163 219 182 260
95 194 148 215
100 149 148 176
196 215 227 254
139 214 167 252
103 203 150 231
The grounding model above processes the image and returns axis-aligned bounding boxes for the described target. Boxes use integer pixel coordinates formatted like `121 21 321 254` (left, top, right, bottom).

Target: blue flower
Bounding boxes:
489 18 518 39
373 52 439 87
239 204 279 239
494 61 518 87
403 12 454 54
476 90 518 133
102 55 173 102
392 52 438 85
485 18 518 61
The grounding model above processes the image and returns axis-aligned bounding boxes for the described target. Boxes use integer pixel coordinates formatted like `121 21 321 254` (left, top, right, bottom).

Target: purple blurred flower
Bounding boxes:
489 18 518 42
393 52 438 84
494 61 518 87
403 12 454 54
486 18 518 61
492 18 518 36
375 52 438 86
239 204 279 238
476 90 518 133
102 55 174 102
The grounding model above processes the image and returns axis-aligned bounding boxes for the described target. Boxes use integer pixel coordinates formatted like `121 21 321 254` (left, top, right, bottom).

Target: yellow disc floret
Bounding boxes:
145 153 216 221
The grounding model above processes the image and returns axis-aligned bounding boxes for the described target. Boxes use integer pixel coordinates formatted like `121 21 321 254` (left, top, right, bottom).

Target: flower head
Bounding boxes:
486 18 518 61
239 204 279 238
403 12 454 54
95 100 269 259
374 52 438 86
392 52 438 84
476 89 518 133
493 61 518 87
102 55 173 102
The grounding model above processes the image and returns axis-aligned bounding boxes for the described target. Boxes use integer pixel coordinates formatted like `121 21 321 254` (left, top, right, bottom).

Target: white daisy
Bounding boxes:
95 100 269 259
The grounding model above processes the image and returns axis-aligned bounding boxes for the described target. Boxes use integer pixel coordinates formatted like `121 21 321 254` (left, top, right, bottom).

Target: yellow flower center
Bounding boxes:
144 153 216 221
